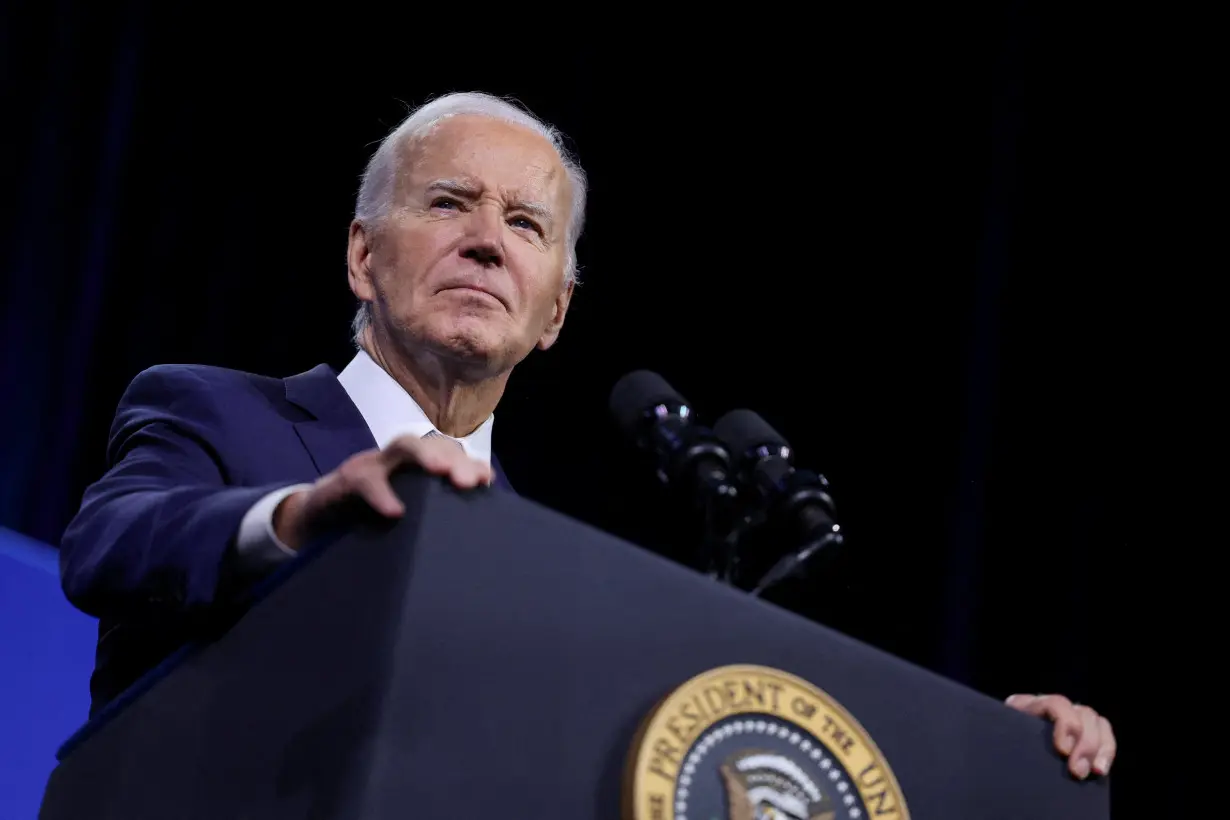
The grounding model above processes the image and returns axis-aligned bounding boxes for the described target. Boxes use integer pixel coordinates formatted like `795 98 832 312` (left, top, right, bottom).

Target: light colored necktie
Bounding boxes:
422 429 465 452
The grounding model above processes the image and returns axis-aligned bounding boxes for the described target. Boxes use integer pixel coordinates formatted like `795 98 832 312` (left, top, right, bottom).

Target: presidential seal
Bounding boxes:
624 665 909 820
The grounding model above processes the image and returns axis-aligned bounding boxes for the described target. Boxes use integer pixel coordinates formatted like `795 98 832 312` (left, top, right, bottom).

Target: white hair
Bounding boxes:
351 91 588 343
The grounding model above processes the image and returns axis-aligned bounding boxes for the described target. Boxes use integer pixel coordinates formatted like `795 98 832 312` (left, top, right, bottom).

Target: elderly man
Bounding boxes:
59 92 1115 780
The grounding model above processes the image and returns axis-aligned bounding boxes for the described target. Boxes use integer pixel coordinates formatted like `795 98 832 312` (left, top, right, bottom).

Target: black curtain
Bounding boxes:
0 3 1188 816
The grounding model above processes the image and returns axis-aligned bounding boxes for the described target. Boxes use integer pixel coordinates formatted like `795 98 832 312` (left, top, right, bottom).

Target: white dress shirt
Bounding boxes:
234 350 494 565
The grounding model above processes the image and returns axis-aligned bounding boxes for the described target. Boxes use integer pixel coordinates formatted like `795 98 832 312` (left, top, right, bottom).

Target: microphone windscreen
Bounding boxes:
609 370 688 436
713 409 790 458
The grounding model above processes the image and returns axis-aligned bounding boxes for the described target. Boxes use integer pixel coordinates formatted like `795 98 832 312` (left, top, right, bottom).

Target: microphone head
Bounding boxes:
609 370 690 436
714 409 791 464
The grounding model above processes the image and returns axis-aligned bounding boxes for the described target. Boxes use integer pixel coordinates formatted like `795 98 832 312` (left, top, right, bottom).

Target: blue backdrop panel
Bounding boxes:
0 528 95 820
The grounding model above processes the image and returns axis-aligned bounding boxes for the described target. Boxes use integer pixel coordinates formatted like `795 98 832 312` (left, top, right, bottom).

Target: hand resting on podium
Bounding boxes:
1005 693 1117 780
272 434 492 552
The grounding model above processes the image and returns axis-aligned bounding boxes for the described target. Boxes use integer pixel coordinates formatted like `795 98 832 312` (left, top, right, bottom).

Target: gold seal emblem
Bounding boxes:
624 664 909 820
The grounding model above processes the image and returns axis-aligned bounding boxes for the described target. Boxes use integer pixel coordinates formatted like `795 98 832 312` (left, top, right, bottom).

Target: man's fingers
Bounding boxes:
1068 705 1101 779
1008 693 1069 721
1093 716 1116 775
381 435 429 467
301 469 359 516
1006 694 1115 779
1008 695 1082 757
1046 704 1082 758
415 445 491 487
351 470 406 517
331 452 404 517
384 435 464 472
383 434 493 488
447 458 495 488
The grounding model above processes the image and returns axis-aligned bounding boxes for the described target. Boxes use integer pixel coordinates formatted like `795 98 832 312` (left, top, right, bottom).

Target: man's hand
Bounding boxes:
273 434 493 551
1005 694 1116 780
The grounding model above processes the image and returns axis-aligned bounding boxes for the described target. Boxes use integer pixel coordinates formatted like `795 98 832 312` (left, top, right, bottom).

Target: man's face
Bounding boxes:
349 115 574 377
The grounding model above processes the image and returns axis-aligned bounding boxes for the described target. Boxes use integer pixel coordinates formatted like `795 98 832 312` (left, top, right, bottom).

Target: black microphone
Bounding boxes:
610 371 740 578
713 409 844 595
609 370 738 510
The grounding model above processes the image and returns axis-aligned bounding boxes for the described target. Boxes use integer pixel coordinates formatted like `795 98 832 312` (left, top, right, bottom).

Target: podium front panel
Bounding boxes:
41 475 1108 819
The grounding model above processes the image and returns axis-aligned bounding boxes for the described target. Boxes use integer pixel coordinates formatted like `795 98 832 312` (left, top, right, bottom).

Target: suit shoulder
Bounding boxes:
117 364 286 420
125 363 280 395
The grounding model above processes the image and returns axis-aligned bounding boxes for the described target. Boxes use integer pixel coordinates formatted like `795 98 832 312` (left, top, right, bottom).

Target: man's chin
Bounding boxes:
421 324 518 377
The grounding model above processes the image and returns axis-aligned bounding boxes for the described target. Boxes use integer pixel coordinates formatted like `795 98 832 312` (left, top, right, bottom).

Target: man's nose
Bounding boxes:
459 204 504 267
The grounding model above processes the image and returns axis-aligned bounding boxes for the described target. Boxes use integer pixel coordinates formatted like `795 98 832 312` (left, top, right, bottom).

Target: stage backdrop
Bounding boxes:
0 3 1183 818
0 528 96 820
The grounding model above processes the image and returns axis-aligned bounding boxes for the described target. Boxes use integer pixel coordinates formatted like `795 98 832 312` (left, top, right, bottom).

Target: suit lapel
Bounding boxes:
284 365 378 476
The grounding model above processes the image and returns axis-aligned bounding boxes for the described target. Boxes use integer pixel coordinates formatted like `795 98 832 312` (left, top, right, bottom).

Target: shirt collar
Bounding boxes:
335 349 493 465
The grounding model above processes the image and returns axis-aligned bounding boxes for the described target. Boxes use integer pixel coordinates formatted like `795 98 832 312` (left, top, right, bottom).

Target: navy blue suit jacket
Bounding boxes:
60 362 513 715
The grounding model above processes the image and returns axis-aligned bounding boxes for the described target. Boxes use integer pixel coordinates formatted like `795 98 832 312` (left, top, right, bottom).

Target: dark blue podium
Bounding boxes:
39 473 1108 819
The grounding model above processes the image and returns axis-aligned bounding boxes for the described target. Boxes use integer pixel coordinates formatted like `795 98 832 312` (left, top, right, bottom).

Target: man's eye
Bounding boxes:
509 216 542 235
431 197 460 210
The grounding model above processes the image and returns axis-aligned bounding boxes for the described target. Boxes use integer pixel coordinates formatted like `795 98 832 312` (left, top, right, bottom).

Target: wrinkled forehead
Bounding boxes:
397 116 570 212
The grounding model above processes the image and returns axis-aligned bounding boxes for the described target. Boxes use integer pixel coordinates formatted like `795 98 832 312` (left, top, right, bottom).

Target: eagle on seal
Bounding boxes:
719 750 837 820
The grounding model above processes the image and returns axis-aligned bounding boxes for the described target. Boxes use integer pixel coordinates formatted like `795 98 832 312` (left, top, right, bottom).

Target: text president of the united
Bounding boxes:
59 91 1116 781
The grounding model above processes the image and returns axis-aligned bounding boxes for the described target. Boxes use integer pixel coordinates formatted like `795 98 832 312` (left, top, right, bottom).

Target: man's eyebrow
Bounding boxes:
426 179 556 224
509 199 554 223
425 179 481 198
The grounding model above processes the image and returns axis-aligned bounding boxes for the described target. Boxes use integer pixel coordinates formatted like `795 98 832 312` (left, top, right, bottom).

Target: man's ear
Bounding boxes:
536 278 575 351
347 219 377 303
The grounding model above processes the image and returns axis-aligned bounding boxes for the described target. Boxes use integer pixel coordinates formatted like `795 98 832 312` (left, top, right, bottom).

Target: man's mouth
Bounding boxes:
442 284 506 309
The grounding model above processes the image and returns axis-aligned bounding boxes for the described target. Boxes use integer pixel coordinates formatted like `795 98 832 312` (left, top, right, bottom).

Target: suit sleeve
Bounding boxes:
60 366 301 619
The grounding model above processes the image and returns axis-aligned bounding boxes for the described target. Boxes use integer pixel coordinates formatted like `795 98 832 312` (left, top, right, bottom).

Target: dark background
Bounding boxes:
0 3 1195 816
